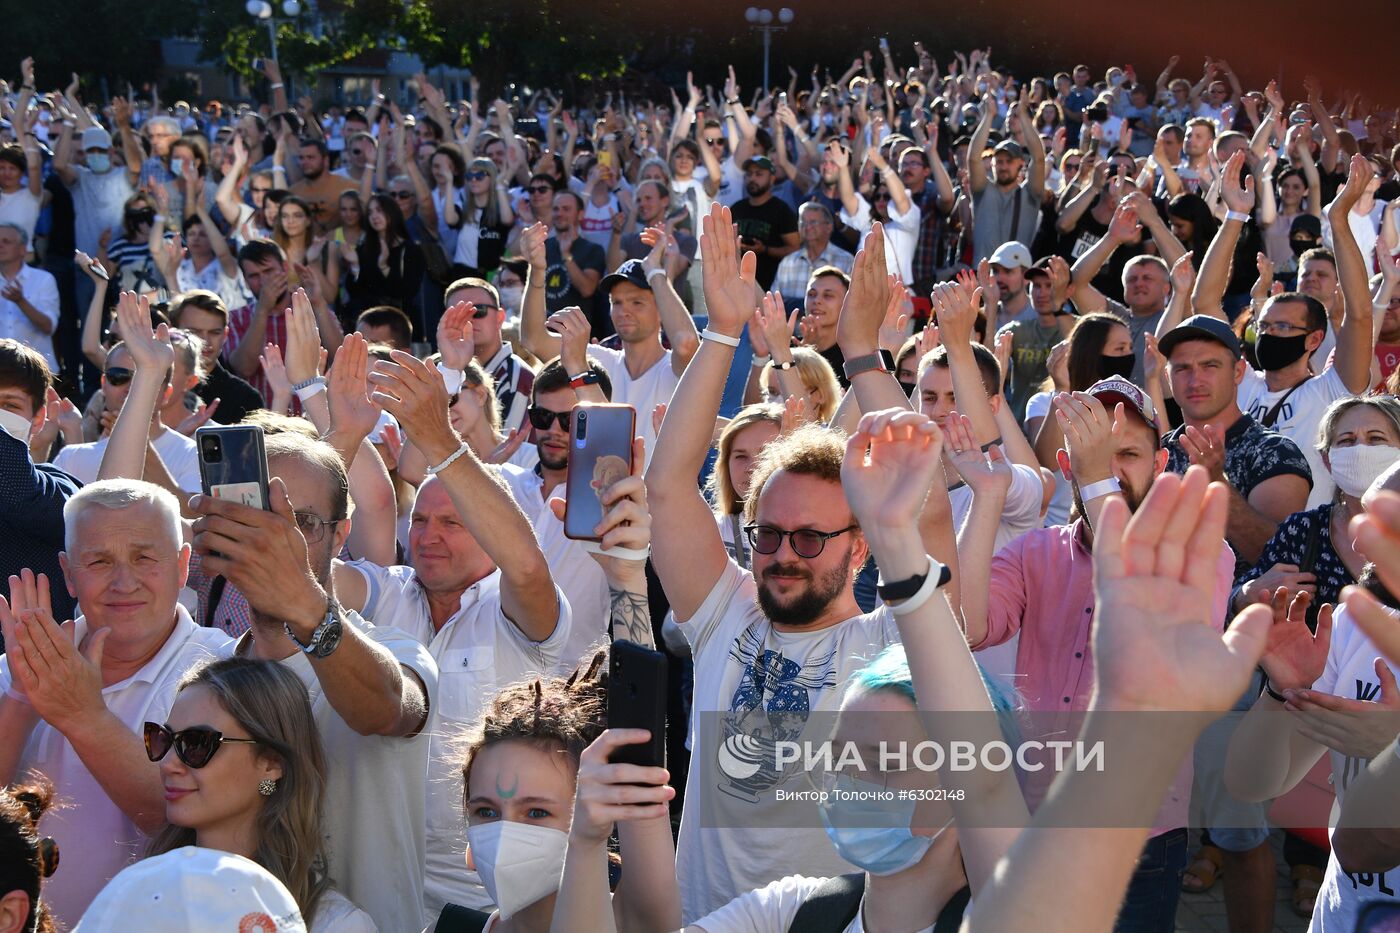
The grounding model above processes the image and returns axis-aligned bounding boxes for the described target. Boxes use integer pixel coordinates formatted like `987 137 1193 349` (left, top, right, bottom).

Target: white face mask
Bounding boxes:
466 820 568 919
497 285 524 314
0 408 33 447
1329 444 1400 498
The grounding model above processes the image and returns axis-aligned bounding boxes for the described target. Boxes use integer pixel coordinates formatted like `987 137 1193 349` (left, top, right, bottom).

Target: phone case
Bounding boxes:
608 639 668 768
196 425 270 510
563 403 635 542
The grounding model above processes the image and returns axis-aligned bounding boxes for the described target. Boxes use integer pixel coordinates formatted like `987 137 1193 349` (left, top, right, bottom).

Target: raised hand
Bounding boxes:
1180 423 1227 482
0 569 57 701
113 290 174 375
1170 251 1197 294
1256 588 1333 692
1091 467 1270 712
546 307 592 374
1054 391 1125 484
486 427 527 466
754 291 798 361
176 398 220 436
521 222 549 273
283 288 321 386
326 332 381 441
841 408 945 532
368 350 458 462
944 410 1012 494
1330 152 1375 218
1282 658 1400 760
1107 197 1143 244
699 203 759 337
878 280 911 354
567 728 673 846
1251 252 1276 304
259 344 292 400
6 576 108 730
930 276 983 348
1219 150 1256 215
835 224 892 356
436 301 477 371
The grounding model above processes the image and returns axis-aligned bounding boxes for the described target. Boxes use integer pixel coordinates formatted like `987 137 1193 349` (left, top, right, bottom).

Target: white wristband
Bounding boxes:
886 555 947 618
1078 477 1121 501
646 266 668 284
437 363 464 395
293 378 327 403
1225 209 1250 223
425 441 471 475
701 328 741 348
750 353 772 368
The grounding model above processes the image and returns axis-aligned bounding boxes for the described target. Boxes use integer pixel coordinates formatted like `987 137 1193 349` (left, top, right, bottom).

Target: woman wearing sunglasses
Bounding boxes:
145 657 375 932
451 157 515 280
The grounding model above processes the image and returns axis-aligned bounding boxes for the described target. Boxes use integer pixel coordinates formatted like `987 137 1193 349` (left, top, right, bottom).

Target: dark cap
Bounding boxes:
743 155 776 173
1024 256 1055 280
1087 377 1161 443
993 139 1026 160
1158 314 1242 360
1289 214 1322 240
600 259 653 294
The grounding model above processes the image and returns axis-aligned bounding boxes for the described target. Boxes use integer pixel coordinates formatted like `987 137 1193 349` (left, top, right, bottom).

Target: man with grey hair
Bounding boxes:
0 478 230 925
133 115 183 197
0 223 59 370
772 200 853 306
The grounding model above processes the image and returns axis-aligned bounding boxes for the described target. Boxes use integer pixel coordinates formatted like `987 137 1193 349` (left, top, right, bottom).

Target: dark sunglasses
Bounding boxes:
470 304 498 319
704 137 724 146
144 722 259 769
250 186 273 195
527 406 572 432
391 191 414 200
104 367 134 386
528 185 554 194
465 170 490 181
743 523 858 559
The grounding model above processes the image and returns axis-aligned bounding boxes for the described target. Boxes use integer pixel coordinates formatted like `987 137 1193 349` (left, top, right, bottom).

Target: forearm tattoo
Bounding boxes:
608 585 654 647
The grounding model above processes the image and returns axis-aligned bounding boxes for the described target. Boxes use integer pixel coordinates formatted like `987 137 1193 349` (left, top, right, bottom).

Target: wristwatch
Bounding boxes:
569 371 601 389
842 351 889 381
772 359 798 371
285 596 345 659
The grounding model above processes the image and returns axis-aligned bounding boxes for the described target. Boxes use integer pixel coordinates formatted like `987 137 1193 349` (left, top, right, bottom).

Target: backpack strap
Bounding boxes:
787 873 865 933
434 903 491 933
1261 376 1310 428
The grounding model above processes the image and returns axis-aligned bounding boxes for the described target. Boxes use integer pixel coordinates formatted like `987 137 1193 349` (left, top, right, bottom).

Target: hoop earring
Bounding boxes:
258 779 277 797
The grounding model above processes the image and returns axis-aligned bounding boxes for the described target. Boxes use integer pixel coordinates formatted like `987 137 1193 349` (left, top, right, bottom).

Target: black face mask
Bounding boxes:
1290 237 1319 258
1098 353 1135 381
898 379 917 398
1254 333 1312 371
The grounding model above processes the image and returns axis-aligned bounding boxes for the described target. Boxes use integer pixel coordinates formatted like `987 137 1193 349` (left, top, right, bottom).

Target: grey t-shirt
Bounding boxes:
971 182 1040 262
67 165 134 255
1104 297 1162 386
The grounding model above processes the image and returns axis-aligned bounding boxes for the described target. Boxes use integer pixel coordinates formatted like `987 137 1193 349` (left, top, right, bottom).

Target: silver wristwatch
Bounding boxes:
285 596 345 659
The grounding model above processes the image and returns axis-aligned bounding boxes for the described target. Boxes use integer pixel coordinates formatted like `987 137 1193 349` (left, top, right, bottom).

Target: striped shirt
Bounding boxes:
483 343 535 436
224 301 289 404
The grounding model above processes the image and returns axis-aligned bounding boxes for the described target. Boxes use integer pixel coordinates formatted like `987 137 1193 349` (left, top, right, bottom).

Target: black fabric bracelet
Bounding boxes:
1261 674 1287 703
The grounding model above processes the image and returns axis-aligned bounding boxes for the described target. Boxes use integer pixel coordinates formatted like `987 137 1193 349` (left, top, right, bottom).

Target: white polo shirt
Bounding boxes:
587 344 679 470
347 561 570 919
236 609 438 933
500 463 611 672
54 426 201 493
0 607 230 927
0 264 60 370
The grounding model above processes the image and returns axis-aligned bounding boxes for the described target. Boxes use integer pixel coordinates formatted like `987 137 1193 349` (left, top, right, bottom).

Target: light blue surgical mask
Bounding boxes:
818 775 947 876
87 153 112 174
171 158 185 176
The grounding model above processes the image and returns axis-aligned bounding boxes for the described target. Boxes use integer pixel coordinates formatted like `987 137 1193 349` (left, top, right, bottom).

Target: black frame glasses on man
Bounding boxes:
144 722 259 769
527 406 572 432
743 523 859 559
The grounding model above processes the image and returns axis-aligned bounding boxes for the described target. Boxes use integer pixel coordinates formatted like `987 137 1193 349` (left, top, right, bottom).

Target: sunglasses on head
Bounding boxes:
465 170 490 181
104 367 134 386
144 722 259 769
527 406 572 432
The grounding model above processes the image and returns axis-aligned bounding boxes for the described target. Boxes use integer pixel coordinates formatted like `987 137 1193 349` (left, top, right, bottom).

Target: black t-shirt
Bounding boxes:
1056 209 1140 305
42 173 76 260
545 236 609 339
816 340 849 389
200 361 266 424
731 196 798 290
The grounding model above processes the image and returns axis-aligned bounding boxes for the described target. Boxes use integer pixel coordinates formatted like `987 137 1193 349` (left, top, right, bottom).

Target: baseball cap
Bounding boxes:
599 258 652 294
1087 376 1161 443
81 126 113 151
75 846 307 933
988 242 1033 270
993 139 1026 160
1024 256 1055 280
743 155 776 173
1158 314 1242 360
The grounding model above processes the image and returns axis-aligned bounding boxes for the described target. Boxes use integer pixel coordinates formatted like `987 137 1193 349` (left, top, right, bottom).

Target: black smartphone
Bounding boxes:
196 424 270 510
563 402 635 542
253 58 265 73
608 639 667 768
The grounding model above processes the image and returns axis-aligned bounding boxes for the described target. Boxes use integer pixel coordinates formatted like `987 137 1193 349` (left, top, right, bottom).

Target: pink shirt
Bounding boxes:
974 519 1236 833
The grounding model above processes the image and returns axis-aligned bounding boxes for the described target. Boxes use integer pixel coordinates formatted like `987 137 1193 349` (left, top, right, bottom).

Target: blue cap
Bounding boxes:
600 259 652 294
1158 314 1242 360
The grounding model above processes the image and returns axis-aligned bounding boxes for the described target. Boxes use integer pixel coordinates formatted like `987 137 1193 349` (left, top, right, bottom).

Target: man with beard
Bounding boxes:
1189 153 1375 507
799 139 865 254
729 156 799 290
957 377 1236 932
647 205 900 920
288 137 356 233
967 96 1047 262
533 191 606 336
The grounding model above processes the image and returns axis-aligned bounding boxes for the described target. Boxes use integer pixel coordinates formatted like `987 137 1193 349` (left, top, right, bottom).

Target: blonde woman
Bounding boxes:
451 157 515 277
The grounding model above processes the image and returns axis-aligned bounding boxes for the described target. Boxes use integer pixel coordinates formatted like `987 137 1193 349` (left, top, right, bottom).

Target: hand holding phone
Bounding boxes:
197 425 270 510
563 403 636 542
608 639 667 768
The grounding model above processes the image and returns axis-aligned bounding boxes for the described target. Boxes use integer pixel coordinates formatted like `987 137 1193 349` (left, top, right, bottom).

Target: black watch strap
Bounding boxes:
877 564 951 601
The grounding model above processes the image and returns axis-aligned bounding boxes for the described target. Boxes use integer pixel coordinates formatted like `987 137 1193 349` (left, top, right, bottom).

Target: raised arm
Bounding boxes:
644 204 756 621
933 278 999 445
518 222 563 361
1327 154 1378 394
97 292 174 484
967 95 995 195
835 224 914 415
637 227 699 373
215 136 250 226
1190 150 1252 321
1016 98 1048 200
1070 197 1139 314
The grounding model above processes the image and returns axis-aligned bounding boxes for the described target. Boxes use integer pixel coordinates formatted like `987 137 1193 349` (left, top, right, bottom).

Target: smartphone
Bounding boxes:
608 639 668 768
196 424 270 510
879 37 890 53
88 259 110 281
598 149 614 170
563 402 635 542
253 57 265 73
778 91 788 108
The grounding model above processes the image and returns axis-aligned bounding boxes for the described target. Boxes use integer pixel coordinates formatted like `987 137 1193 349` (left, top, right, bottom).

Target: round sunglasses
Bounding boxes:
145 722 259 769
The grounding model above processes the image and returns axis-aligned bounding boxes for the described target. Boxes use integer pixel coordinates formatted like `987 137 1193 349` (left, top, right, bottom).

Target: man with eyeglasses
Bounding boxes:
443 276 534 435
1175 154 1375 507
772 203 853 307
332 131 376 186
330 350 569 918
647 209 904 919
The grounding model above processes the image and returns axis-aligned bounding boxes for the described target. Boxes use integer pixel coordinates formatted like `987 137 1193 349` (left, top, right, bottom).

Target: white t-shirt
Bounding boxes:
310 888 377 933
499 463 610 672
672 177 713 228
67 164 135 255
0 188 41 243
878 198 921 285
586 344 679 470
694 873 963 933
1025 392 1072 527
347 561 570 919
1321 200 1385 272
698 157 745 208
1308 604 1400 933
673 559 900 922
454 217 481 268
579 195 621 250
0 608 230 926
176 256 251 314
54 425 201 493
237 611 439 933
1236 364 1351 508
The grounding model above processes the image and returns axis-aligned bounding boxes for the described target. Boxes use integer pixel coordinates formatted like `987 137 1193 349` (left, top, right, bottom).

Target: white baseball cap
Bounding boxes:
75 847 306 933
988 242 1034 270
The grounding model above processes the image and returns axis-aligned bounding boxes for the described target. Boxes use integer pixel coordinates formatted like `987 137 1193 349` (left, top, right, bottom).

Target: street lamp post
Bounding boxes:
245 0 301 66
744 7 794 92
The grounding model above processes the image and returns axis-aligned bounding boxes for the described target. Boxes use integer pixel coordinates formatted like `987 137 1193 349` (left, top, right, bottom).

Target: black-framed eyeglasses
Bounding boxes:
465 170 490 181
527 406 571 432
470 304 498 319
104 367 134 386
1255 321 1314 337
293 510 341 543
743 523 859 559
144 722 259 769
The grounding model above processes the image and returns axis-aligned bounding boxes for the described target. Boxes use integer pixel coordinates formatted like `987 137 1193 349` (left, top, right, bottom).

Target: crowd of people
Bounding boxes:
0 39 1396 933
